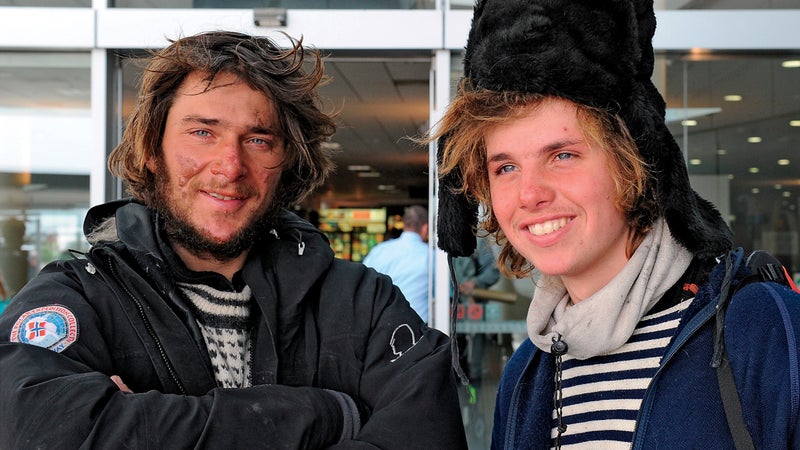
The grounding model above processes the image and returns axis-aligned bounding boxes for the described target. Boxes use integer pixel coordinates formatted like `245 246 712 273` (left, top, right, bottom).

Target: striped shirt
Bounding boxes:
551 298 693 449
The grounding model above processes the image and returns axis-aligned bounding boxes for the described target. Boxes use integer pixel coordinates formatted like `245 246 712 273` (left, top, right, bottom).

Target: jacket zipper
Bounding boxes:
629 299 717 449
104 256 187 395
504 346 538 450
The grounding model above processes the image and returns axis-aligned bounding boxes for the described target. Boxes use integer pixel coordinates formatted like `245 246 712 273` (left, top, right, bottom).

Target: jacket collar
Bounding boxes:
84 198 335 292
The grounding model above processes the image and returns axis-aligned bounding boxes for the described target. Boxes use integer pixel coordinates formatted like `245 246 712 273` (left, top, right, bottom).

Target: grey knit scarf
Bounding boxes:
526 218 693 359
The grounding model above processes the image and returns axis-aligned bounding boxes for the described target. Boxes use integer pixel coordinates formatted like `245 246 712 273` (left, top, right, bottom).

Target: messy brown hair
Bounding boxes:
431 80 658 278
107 31 336 210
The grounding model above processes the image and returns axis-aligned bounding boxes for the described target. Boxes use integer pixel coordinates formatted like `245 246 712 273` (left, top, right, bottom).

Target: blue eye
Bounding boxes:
494 164 516 175
555 152 573 161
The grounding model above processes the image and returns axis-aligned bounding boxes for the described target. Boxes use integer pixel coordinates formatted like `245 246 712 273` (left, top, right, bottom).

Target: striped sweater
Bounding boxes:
551 299 692 448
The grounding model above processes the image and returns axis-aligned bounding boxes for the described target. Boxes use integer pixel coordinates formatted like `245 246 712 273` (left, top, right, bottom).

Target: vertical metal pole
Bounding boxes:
430 49 452 334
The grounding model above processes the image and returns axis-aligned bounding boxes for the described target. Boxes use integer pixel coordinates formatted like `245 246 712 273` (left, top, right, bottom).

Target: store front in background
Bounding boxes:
318 208 387 262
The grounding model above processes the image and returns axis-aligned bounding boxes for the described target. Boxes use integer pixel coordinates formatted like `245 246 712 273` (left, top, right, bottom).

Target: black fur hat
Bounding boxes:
437 0 732 259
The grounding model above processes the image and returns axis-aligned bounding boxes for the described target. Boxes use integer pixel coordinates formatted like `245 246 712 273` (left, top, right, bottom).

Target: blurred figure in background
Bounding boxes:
454 235 499 391
364 205 431 322
0 217 28 299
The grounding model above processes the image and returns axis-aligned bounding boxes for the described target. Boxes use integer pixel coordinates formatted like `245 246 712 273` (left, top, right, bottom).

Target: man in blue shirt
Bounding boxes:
364 205 430 322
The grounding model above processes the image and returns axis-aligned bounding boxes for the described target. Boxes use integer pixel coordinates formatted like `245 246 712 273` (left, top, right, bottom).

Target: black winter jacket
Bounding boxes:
0 200 467 449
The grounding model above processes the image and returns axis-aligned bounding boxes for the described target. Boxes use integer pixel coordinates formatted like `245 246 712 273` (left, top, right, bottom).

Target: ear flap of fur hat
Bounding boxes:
438 0 732 259
436 134 478 257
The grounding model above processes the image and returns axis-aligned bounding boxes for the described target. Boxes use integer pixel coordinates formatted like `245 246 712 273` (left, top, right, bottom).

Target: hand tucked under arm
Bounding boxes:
111 375 133 393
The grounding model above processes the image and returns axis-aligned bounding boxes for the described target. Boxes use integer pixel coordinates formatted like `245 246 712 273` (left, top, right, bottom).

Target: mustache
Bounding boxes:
193 180 260 199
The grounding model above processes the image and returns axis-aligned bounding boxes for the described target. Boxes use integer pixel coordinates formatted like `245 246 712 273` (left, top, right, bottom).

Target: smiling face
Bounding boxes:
147 71 285 274
485 98 633 301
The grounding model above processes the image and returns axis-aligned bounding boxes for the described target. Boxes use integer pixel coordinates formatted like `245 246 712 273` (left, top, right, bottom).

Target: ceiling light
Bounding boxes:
377 185 396 191
784 191 792 198
778 159 791 166
790 120 800 127
357 172 381 178
775 184 783 189
723 95 742 102
321 141 342 150
347 165 371 171
689 158 702 165
57 88 89 97
747 136 762 143
749 167 760 174
782 60 800 68
751 188 760 194
687 48 711 59
716 149 727 156
681 119 698 126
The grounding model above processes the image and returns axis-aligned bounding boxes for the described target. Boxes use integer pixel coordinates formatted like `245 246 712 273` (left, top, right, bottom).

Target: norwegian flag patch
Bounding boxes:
10 305 79 353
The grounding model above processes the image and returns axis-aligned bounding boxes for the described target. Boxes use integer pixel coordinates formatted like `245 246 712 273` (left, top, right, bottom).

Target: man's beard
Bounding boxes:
151 172 280 262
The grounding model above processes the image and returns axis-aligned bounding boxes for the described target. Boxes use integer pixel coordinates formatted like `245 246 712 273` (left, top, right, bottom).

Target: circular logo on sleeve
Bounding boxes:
10 305 79 353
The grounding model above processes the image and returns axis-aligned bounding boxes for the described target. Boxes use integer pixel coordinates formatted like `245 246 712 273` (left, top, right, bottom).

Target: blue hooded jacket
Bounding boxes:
492 248 800 449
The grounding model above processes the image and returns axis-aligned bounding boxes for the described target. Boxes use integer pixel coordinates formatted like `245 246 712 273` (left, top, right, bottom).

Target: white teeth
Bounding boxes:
529 218 570 236
209 192 237 201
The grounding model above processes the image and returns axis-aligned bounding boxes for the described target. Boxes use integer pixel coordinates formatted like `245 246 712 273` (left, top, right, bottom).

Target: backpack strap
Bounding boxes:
717 354 755 450
713 249 800 450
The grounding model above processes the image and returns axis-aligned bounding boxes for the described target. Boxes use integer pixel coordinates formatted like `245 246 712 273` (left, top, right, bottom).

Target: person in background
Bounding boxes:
453 235 499 391
0 217 28 300
363 205 431 322
0 31 466 449
431 0 800 448
454 236 499 302
0 271 7 308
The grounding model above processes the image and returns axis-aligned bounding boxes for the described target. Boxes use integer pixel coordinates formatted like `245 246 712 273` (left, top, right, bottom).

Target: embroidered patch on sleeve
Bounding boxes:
10 305 79 353
389 323 421 362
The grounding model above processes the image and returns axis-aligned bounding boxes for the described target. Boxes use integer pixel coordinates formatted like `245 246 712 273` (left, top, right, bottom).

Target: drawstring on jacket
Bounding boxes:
711 251 735 368
448 255 470 386
551 334 569 449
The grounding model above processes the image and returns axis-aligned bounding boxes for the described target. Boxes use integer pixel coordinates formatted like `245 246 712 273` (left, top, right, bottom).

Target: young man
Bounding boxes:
0 31 467 449
432 0 800 449
363 205 430 321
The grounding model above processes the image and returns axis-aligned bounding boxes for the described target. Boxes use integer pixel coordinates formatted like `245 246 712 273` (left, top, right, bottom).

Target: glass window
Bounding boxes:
663 52 800 279
657 0 797 9
0 52 91 307
0 0 89 6
450 0 795 9
113 0 435 9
